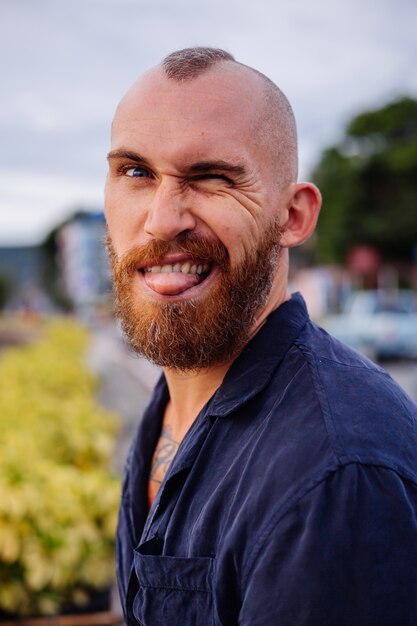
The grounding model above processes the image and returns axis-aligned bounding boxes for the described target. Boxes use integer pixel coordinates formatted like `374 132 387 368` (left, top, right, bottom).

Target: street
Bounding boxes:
86 323 160 472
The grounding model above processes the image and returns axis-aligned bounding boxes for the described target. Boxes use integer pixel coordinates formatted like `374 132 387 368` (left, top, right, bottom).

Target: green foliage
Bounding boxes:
0 319 120 617
312 97 417 263
347 97 417 143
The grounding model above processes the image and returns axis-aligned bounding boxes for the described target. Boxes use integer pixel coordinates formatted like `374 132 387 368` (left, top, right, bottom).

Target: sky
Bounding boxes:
1 0 417 246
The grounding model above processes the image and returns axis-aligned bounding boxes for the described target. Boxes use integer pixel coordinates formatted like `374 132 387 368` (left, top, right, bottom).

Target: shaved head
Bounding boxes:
160 47 298 186
113 47 298 189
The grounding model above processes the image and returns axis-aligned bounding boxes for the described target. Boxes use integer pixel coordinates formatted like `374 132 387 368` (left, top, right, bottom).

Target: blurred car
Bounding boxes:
322 289 417 361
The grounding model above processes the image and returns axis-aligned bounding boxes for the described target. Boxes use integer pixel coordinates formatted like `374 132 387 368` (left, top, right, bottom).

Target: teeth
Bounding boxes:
144 261 210 275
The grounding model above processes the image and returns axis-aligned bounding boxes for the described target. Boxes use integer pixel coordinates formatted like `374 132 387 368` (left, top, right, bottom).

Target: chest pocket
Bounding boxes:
133 541 215 626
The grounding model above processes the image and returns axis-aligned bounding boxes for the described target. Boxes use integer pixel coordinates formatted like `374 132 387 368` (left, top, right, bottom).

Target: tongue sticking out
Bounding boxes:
143 271 205 296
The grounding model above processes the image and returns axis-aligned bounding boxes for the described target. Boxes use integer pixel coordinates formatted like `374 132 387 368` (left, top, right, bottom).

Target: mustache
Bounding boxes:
106 233 230 275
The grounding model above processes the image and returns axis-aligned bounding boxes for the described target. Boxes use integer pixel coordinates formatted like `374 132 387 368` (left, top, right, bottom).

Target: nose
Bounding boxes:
144 178 197 241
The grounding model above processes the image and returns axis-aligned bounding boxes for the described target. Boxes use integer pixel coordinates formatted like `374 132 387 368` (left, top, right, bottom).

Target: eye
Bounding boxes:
124 166 151 178
194 173 233 184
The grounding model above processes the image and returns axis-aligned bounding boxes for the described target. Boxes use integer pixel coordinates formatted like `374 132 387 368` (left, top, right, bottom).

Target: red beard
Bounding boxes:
107 224 282 371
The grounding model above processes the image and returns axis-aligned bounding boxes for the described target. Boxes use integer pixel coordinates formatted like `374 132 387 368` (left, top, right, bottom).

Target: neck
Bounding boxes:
163 273 291 441
163 360 231 441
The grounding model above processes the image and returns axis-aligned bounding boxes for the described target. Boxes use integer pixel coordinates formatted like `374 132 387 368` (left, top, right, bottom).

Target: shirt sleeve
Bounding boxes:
239 463 417 626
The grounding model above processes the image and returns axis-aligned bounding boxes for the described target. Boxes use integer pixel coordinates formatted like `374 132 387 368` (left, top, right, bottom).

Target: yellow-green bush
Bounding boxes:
0 319 121 616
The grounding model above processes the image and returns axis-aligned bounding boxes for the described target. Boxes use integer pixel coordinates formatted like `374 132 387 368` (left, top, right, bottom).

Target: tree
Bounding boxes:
312 97 417 264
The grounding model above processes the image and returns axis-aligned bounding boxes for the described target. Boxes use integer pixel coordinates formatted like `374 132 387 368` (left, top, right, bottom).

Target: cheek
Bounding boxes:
104 184 148 251
198 203 263 262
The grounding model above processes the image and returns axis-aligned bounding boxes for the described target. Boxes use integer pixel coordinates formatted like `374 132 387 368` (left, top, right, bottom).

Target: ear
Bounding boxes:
279 183 321 249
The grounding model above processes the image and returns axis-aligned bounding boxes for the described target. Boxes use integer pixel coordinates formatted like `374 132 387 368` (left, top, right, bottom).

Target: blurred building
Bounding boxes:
0 245 43 287
0 245 49 311
56 211 111 320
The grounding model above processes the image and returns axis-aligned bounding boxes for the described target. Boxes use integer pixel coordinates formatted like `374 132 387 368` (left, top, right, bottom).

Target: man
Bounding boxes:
105 47 417 625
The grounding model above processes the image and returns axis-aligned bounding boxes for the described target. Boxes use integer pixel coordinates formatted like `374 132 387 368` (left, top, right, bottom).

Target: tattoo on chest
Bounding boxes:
149 425 180 485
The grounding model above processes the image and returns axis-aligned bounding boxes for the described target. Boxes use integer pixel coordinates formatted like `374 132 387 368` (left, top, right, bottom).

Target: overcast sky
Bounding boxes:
1 0 417 245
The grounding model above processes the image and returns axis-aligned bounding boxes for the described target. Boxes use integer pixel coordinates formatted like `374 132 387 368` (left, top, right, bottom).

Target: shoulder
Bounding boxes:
239 461 417 625
235 319 417 570
290 319 417 479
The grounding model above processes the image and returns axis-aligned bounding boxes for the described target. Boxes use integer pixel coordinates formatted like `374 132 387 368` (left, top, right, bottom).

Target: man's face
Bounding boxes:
105 65 286 369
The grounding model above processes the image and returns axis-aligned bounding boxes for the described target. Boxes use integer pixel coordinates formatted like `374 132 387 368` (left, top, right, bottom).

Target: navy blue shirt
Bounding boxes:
117 293 417 625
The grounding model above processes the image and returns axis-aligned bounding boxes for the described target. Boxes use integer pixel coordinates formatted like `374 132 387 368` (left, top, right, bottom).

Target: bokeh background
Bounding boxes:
1 0 417 620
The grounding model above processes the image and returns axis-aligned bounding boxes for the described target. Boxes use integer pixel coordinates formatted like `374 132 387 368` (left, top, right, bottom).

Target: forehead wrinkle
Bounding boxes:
110 121 255 175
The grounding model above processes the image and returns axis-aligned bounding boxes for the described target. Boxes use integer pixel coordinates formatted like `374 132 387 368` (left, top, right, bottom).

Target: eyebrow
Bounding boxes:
107 149 246 177
187 160 247 177
107 149 150 164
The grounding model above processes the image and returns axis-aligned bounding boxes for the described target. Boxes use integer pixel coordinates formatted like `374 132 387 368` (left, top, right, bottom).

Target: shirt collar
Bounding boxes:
207 292 309 417
152 292 309 421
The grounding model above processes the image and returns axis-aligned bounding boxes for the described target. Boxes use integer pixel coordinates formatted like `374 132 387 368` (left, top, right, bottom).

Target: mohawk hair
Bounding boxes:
162 47 235 81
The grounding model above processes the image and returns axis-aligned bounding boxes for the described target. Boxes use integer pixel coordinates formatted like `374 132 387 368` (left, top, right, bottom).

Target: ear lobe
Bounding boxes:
279 183 321 249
